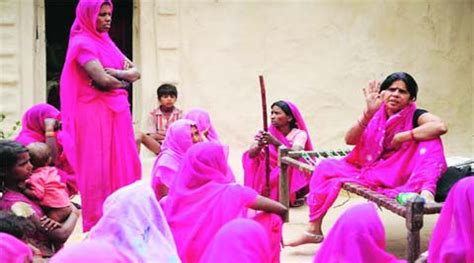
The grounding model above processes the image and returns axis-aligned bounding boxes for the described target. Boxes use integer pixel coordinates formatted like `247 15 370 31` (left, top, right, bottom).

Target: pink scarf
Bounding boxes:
151 119 196 190
164 142 259 262
199 218 272 263
88 181 180 262
50 240 128 263
0 233 33 263
428 177 474 263
308 103 447 220
184 108 221 143
243 100 313 203
314 203 405 263
15 103 60 145
60 0 141 231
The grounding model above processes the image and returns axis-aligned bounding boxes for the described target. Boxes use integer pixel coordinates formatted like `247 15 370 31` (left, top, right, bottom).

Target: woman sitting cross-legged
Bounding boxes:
288 72 448 246
164 142 287 263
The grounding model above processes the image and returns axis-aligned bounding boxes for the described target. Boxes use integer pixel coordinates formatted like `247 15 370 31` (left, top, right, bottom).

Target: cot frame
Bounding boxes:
277 147 443 263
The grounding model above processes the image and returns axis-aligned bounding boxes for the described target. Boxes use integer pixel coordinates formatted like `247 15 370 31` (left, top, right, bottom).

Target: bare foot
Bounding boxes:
285 231 324 247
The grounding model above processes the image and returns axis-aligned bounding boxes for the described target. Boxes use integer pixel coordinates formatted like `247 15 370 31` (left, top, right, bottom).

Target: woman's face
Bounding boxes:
191 125 203 144
383 80 411 114
12 152 33 182
271 105 292 128
96 4 112 33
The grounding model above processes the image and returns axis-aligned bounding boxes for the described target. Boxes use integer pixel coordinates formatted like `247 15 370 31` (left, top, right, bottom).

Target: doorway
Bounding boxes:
44 0 134 111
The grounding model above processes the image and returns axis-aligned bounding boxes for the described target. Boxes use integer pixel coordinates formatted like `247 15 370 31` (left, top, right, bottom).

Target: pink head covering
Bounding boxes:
184 108 220 143
60 0 127 170
314 203 405 263
428 176 474 263
151 119 197 188
0 233 33 263
15 103 60 146
199 218 272 263
50 240 127 263
88 180 180 262
165 142 258 262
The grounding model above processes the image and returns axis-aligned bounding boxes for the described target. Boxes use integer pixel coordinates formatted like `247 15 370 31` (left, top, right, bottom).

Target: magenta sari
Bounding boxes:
243 101 314 204
308 103 447 221
15 103 77 195
60 0 141 231
50 240 128 263
184 108 221 143
313 203 405 263
151 119 196 193
428 177 474 263
0 233 33 263
165 142 282 263
199 218 272 263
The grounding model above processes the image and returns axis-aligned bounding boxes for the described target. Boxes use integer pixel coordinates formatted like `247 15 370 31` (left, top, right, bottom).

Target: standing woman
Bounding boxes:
60 0 141 232
243 100 314 206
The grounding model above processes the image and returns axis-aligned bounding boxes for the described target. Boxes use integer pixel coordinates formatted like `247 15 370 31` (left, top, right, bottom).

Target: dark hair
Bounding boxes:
0 140 28 177
0 211 35 240
380 72 418 100
271 100 297 129
157 84 178 99
27 142 51 168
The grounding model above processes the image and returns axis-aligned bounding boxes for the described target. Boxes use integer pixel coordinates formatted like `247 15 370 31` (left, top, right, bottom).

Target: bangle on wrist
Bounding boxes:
45 131 56 137
116 70 123 79
410 130 416 141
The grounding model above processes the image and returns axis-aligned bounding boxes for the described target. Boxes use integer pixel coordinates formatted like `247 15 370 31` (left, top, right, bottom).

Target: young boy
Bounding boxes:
136 84 183 154
21 142 72 223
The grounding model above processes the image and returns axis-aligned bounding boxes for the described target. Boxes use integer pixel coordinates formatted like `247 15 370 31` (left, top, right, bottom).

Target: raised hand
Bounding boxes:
44 118 59 132
362 80 384 116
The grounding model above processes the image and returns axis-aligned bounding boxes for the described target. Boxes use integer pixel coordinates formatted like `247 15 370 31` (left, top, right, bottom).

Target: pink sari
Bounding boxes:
308 103 447 221
243 101 314 204
314 203 405 263
199 218 272 263
165 142 282 263
428 177 474 263
151 119 196 192
0 233 33 263
15 103 77 196
50 240 128 263
60 0 141 231
184 108 221 143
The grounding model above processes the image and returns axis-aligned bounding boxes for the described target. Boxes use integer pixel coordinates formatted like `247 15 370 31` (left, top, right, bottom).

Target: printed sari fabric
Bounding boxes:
242 101 314 204
308 103 447 221
60 0 141 231
428 177 474 263
165 142 282 263
313 203 405 263
15 103 78 196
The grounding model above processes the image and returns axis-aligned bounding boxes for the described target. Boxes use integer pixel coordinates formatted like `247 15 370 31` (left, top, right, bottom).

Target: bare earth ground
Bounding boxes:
66 148 438 262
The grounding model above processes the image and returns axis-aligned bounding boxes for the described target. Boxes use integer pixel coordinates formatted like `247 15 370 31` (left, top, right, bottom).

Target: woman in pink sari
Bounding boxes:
165 142 287 263
313 203 405 263
243 100 313 206
427 176 473 263
151 119 202 198
289 72 448 246
15 103 77 196
199 218 272 263
60 0 141 231
184 108 221 143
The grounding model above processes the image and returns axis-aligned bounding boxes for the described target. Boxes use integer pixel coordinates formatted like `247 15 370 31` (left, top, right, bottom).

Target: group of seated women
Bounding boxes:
1 71 472 263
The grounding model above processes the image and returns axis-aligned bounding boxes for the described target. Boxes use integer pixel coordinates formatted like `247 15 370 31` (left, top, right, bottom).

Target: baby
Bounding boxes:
20 142 72 223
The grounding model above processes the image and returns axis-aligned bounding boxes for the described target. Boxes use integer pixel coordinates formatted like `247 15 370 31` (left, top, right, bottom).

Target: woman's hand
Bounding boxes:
44 118 59 132
255 131 280 147
363 80 384 116
40 216 62 232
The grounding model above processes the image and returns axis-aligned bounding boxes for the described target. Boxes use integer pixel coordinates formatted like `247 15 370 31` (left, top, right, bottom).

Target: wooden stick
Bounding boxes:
259 75 271 197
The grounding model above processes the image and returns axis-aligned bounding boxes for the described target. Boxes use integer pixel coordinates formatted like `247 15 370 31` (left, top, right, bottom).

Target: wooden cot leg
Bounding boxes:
406 197 425 263
278 146 291 222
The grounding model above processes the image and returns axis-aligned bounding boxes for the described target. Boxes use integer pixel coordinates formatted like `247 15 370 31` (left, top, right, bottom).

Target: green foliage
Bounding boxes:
0 113 21 139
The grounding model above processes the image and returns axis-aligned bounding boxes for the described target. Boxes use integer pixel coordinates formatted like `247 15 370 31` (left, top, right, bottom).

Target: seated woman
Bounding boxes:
313 203 403 263
427 177 473 263
243 100 314 206
0 140 80 258
288 72 448 246
184 108 221 143
165 142 287 263
53 180 179 262
151 119 202 198
200 218 272 263
15 103 77 196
